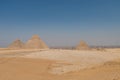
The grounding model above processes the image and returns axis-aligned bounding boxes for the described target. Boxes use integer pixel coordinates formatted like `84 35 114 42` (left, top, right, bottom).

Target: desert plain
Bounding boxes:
0 48 120 80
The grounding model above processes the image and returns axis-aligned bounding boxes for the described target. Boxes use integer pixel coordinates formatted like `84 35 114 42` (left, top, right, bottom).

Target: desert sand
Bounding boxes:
0 48 120 80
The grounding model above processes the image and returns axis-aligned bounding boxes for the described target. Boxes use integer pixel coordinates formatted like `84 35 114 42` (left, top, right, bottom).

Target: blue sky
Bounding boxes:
0 0 120 47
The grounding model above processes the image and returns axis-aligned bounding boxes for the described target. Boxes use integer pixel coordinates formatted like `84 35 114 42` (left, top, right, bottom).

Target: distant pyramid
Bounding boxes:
76 40 89 50
8 39 24 49
25 35 49 49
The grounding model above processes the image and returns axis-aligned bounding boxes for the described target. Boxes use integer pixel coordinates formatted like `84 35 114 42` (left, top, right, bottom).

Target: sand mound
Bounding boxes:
8 39 24 49
25 35 49 49
76 41 89 50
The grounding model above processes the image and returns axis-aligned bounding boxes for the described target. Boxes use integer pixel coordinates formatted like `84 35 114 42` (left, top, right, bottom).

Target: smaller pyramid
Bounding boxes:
76 41 89 50
25 35 49 49
8 39 25 49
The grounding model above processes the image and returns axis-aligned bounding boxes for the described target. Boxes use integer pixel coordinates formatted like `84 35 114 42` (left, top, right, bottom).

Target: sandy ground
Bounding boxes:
0 48 120 80
22 49 120 74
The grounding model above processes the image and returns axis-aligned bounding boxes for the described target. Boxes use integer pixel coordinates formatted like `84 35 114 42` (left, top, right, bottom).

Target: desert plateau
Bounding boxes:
1 0 120 80
0 48 120 80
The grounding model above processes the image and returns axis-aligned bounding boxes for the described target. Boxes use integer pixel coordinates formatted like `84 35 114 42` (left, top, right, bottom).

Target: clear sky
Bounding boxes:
0 0 120 47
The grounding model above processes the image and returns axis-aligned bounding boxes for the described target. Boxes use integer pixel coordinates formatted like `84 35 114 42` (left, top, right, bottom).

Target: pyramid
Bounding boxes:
8 39 25 49
25 35 49 49
76 40 89 50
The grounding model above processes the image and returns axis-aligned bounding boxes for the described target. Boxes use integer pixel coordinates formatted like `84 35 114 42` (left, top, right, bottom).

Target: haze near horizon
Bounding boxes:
0 0 120 47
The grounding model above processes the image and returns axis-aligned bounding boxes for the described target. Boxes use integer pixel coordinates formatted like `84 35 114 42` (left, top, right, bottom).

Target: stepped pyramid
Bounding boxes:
8 39 24 49
25 35 49 49
76 40 89 50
